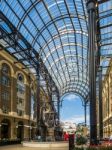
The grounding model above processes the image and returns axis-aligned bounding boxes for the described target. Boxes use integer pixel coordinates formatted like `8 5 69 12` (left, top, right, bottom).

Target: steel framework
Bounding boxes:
0 0 112 143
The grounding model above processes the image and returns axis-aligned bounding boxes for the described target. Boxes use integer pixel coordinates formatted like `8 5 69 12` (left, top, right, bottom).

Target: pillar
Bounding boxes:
57 93 60 125
99 67 103 139
84 102 87 126
11 76 17 114
36 61 40 133
86 0 97 144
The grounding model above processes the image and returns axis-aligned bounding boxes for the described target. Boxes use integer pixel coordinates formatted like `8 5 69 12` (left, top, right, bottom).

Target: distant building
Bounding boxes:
61 121 76 134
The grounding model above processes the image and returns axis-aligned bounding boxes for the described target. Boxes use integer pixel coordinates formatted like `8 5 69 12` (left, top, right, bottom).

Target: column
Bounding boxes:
57 93 60 125
36 61 40 132
86 0 97 144
99 67 103 139
84 102 87 126
11 76 17 114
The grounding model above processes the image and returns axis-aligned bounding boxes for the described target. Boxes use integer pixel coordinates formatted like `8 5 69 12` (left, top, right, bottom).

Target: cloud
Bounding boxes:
62 114 90 125
63 94 79 101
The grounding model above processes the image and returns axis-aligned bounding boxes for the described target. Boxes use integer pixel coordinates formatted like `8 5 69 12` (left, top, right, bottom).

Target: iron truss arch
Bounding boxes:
0 0 89 99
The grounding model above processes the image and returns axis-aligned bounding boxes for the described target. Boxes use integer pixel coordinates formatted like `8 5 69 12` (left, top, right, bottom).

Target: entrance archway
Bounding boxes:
60 92 89 125
60 92 85 104
17 121 24 140
1 119 11 139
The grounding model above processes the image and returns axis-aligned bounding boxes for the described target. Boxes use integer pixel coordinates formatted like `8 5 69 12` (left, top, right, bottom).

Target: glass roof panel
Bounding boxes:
98 0 112 77
0 0 89 98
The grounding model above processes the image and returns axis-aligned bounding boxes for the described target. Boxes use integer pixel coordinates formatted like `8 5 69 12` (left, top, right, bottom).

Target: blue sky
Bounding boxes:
60 93 90 125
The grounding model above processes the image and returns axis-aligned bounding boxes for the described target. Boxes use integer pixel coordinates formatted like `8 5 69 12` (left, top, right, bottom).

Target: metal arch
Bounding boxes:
42 44 87 59
32 16 87 47
61 91 86 100
61 77 89 88
50 66 89 84
0 0 89 98
46 55 88 71
50 63 88 75
62 79 89 88
39 33 88 55
62 87 88 98
16 0 68 86
60 92 89 105
62 87 89 97
62 82 89 94
41 44 86 63
62 80 89 90
3 0 67 81
16 0 87 31
32 18 88 49
61 87 88 99
42 43 87 61
60 91 85 102
16 0 88 90
43 54 87 63
52 72 88 88
0 11 59 93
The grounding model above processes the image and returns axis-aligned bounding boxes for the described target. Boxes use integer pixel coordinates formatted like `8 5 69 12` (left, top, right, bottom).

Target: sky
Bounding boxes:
60 93 90 125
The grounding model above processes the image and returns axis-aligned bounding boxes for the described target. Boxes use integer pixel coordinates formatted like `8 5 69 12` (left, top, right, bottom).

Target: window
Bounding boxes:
17 97 24 107
2 91 10 100
17 73 25 94
17 73 25 116
17 109 24 116
2 105 9 114
2 76 10 86
18 73 24 82
2 63 10 75
1 63 11 86
17 84 25 94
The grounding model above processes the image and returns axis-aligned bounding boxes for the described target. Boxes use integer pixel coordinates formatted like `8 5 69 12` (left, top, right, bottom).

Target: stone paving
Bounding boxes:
0 144 67 150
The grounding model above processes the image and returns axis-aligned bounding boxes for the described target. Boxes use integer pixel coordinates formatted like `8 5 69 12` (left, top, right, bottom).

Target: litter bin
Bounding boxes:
69 134 74 150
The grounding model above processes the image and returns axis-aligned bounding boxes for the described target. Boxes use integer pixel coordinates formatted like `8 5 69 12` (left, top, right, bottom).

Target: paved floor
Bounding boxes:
0 144 68 150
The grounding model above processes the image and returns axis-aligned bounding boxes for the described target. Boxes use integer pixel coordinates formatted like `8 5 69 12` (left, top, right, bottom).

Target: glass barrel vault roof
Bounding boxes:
0 0 89 98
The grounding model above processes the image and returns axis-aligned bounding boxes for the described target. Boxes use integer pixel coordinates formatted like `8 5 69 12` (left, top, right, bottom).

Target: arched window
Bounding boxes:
17 73 24 82
1 63 11 114
17 73 25 94
17 73 25 116
1 63 11 86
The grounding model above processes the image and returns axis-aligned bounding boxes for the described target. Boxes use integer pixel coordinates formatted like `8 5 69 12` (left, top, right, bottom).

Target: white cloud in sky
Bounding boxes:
63 94 79 101
62 114 90 125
